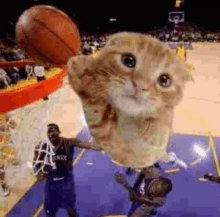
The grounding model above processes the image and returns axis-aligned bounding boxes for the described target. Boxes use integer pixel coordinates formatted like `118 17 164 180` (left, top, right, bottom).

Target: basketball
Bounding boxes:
16 5 80 66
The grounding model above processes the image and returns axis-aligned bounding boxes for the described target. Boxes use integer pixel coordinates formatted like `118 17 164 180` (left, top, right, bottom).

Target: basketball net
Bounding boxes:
32 140 56 175
173 17 180 25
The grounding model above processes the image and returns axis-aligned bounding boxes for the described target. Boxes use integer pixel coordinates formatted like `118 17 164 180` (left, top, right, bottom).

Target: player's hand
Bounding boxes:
91 143 103 151
130 192 142 202
114 172 127 185
204 173 214 180
82 141 102 151
36 172 47 181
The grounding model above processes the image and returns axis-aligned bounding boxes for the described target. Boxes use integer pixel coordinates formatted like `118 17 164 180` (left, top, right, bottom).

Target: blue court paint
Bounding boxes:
7 129 220 217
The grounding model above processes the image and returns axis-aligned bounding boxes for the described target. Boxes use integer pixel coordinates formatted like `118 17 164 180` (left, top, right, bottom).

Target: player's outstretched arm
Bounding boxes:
67 138 102 151
139 195 166 207
115 172 136 194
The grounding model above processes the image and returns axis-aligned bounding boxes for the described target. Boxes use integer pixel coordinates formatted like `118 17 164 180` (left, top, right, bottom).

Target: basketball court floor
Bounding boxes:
2 43 220 216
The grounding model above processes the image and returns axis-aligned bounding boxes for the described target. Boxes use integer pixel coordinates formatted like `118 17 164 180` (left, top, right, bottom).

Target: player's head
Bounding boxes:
47 123 61 141
142 163 161 177
179 42 184 47
147 177 173 198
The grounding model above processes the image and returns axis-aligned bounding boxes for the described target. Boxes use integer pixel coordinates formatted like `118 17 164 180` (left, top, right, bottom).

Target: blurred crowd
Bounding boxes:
80 27 220 55
1 25 220 90
80 32 110 55
0 40 46 90
0 43 28 90
148 28 220 43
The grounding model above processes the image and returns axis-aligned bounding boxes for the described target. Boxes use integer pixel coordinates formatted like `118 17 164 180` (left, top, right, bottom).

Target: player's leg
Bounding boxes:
34 66 49 101
44 203 58 217
60 174 78 217
167 152 187 170
44 180 59 217
160 152 187 170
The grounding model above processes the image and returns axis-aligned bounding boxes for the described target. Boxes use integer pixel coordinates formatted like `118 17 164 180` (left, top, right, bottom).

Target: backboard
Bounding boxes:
169 11 185 25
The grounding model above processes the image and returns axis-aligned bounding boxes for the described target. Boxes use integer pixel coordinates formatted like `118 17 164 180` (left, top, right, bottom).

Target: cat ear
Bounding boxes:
106 32 129 46
107 35 119 46
67 55 93 77
67 55 94 92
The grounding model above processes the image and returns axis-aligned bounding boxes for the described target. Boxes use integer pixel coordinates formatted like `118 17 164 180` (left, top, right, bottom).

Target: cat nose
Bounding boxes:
132 80 143 99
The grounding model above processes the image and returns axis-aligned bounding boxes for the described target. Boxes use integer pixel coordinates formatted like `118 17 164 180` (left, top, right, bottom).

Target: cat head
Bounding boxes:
68 32 192 118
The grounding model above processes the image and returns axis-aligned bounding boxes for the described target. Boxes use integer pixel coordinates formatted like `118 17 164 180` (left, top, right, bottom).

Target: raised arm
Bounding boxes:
139 195 166 207
67 138 102 151
114 172 165 207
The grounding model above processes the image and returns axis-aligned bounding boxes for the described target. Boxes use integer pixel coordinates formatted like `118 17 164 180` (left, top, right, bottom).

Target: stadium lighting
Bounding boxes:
194 144 207 158
109 18 117 22
175 0 183 8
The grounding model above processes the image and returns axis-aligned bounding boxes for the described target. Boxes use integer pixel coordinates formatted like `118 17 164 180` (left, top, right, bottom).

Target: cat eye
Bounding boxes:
157 73 172 88
121 53 136 68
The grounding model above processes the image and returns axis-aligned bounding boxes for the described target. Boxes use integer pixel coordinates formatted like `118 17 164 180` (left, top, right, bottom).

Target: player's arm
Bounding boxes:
114 172 166 207
138 195 166 207
67 138 102 151
114 172 139 197
36 172 47 181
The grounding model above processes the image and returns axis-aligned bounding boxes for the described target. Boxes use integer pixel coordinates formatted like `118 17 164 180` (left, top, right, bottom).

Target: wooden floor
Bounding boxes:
173 43 220 137
1 42 220 216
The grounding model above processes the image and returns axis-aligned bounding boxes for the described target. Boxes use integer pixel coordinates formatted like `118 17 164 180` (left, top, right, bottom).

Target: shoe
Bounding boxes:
0 182 10 197
168 152 188 170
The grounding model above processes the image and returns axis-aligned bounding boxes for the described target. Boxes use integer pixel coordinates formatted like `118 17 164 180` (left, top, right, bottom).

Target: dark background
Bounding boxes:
1 0 220 38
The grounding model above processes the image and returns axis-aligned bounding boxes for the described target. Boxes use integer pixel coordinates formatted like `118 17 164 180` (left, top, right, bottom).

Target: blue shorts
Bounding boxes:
44 174 76 215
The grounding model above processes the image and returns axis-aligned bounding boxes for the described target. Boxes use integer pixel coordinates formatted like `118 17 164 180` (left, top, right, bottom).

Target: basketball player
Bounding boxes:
34 65 49 100
176 42 187 62
33 123 102 217
115 164 173 217
0 68 10 89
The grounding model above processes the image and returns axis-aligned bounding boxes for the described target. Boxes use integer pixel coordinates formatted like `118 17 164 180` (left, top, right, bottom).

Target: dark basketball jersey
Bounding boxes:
47 137 75 179
144 166 163 196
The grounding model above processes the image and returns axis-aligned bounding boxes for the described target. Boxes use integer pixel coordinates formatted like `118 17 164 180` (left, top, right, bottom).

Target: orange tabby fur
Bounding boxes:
67 32 191 168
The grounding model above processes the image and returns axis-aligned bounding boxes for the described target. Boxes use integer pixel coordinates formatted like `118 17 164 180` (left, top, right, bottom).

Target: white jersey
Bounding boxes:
34 66 45 77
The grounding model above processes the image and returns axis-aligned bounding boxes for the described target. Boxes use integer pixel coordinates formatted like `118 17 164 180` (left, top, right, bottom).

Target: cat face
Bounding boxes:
68 32 190 118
